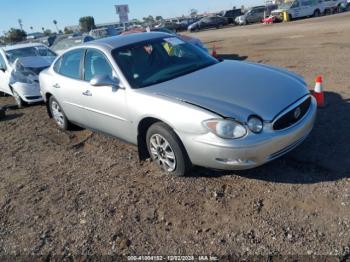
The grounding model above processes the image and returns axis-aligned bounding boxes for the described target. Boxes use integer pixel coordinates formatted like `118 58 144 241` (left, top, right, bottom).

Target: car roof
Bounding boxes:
82 32 169 50
2 42 46 51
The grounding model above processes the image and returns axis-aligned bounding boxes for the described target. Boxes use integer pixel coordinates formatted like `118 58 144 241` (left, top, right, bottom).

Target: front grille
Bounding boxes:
273 97 311 130
25 96 42 100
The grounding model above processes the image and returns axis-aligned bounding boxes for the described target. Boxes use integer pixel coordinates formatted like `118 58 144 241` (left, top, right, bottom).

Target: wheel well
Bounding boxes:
45 93 53 118
137 117 161 161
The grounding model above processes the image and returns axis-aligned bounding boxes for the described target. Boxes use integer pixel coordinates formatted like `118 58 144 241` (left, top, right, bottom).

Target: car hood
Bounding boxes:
14 56 56 70
9 56 56 84
272 9 287 13
143 60 309 122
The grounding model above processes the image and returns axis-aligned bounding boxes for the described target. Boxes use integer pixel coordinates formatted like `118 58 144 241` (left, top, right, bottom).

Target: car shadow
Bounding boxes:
0 112 24 121
188 91 350 184
219 54 248 61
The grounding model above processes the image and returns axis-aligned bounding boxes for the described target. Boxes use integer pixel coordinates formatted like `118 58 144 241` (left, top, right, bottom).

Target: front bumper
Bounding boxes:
12 82 43 103
180 96 317 170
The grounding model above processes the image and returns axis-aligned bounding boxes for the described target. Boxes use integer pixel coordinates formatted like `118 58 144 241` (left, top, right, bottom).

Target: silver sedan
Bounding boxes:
39 32 317 176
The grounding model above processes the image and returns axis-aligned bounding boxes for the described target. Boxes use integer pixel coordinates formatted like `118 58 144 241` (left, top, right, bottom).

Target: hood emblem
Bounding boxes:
294 107 301 119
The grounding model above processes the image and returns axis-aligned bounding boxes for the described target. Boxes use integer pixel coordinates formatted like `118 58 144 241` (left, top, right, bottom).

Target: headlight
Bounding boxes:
203 119 247 139
247 116 264 133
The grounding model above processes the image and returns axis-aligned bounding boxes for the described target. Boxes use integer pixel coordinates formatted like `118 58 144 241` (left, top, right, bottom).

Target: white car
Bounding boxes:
0 43 56 107
271 0 326 20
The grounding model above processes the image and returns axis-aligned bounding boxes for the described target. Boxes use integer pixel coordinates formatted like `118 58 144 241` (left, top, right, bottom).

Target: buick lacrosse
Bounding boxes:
39 32 317 176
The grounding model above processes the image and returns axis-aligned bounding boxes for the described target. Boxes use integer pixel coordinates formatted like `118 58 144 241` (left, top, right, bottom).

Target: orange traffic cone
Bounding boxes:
212 45 218 58
312 75 325 107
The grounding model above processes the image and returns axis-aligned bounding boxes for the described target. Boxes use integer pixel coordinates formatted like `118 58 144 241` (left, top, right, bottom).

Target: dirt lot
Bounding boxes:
1 12 350 259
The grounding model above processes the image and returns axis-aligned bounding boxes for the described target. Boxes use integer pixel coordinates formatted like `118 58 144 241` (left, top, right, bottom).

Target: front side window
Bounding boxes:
112 37 217 89
84 49 113 81
58 49 84 79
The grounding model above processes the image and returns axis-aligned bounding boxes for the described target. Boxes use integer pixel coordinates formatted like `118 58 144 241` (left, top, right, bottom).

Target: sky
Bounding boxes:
0 0 264 35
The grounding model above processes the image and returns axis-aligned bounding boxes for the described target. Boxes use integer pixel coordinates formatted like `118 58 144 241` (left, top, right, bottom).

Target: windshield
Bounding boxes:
112 37 218 88
5 46 56 64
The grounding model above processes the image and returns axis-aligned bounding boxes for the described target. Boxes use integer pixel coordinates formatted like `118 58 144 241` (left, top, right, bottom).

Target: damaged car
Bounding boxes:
39 32 317 176
0 43 56 108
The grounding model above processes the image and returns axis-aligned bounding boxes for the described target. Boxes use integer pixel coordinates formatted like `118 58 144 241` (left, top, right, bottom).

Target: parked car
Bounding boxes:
236 5 277 25
39 32 317 176
270 0 343 20
0 43 56 107
321 0 347 14
219 9 242 24
51 35 94 55
188 16 228 32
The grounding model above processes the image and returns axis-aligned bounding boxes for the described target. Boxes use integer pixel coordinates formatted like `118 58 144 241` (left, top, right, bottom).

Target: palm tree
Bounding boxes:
42 27 45 32
53 20 59 32
18 19 23 30
30 26 33 32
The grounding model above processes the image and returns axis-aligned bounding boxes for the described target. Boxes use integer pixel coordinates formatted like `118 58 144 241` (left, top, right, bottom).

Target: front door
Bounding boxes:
80 48 131 139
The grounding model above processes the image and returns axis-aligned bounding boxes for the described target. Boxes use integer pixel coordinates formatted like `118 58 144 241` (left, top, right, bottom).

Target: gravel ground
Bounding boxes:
0 12 350 260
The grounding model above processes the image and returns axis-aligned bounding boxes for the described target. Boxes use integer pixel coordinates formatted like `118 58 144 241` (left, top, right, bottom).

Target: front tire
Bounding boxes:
49 96 69 130
146 122 191 177
313 9 321 17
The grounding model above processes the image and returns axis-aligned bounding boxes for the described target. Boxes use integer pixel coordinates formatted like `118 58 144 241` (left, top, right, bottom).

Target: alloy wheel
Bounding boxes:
149 134 176 172
51 101 65 128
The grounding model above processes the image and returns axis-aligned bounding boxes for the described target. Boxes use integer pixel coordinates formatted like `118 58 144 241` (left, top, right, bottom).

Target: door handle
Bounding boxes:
82 90 92 96
53 83 60 89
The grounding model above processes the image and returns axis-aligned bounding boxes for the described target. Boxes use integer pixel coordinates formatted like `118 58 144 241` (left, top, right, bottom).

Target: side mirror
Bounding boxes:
90 74 120 88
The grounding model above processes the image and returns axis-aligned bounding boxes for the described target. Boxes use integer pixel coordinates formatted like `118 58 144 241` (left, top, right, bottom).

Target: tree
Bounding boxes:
43 29 52 36
143 15 155 25
53 20 59 32
64 27 74 34
30 26 34 32
190 9 198 17
4 28 27 44
42 27 45 32
79 16 96 33
130 18 141 24
155 16 163 21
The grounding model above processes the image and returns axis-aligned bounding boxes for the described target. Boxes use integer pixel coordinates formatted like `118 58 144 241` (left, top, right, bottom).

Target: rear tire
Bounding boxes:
49 96 70 130
146 122 191 177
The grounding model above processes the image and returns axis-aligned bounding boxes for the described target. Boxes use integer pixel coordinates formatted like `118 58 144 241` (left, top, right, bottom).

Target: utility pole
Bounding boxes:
18 19 23 30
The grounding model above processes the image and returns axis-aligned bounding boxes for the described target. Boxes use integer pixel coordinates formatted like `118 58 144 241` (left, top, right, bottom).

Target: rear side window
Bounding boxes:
58 49 84 79
53 56 62 73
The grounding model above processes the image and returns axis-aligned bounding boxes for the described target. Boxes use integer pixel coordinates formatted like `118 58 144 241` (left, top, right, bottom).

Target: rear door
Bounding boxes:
290 0 302 18
51 48 91 125
301 0 313 16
